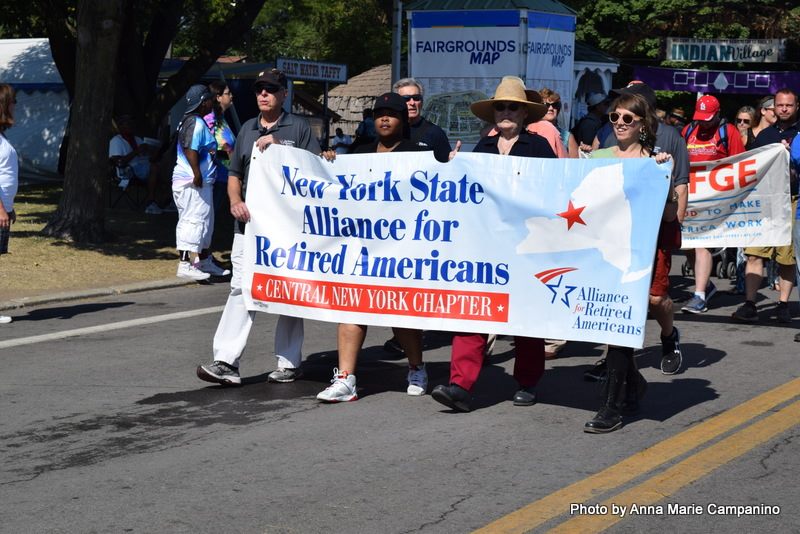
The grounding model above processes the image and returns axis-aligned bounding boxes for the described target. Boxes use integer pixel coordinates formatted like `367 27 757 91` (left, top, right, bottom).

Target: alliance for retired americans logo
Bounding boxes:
534 267 643 336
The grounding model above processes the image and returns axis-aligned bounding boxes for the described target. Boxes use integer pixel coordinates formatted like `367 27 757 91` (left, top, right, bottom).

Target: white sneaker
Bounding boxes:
407 363 428 396
144 202 163 215
316 368 358 402
194 257 231 276
0 315 11 324
176 261 211 281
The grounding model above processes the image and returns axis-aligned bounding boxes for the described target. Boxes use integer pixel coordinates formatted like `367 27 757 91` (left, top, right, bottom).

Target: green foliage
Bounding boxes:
571 0 800 64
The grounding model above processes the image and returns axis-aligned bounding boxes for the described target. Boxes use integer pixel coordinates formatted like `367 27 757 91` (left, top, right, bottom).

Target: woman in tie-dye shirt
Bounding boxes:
204 81 237 214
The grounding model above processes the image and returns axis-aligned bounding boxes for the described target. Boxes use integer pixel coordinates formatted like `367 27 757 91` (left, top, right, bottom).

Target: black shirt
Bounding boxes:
409 117 452 162
473 130 556 158
752 120 800 148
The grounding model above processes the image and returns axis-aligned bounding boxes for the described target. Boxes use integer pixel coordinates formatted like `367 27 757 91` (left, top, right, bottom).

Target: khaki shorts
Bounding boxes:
743 197 797 266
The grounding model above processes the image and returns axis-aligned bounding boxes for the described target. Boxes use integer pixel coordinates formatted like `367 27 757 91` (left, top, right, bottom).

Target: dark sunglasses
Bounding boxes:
736 118 751 125
254 85 282 94
493 102 521 112
402 94 422 102
609 111 641 125
546 101 561 110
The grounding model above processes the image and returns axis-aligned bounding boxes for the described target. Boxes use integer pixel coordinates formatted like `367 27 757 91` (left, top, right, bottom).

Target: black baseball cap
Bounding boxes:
373 92 407 114
254 69 287 92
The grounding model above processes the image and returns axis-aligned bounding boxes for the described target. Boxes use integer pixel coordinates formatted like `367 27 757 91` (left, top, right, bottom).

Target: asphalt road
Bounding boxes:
0 268 798 534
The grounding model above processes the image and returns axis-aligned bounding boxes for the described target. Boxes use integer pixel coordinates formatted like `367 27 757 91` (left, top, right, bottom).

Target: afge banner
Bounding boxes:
243 146 671 348
682 144 791 248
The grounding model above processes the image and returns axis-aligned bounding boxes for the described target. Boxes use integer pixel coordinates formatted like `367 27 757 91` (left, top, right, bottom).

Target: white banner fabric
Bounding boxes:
681 144 792 248
243 146 671 348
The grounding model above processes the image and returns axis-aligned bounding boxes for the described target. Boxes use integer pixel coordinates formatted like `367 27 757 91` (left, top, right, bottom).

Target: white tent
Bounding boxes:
0 38 69 179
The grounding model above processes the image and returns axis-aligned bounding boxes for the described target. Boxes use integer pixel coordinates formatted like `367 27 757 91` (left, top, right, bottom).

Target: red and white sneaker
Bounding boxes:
316 368 357 402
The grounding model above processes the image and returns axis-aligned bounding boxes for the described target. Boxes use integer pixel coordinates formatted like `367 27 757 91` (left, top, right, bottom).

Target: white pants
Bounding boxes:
173 183 214 253
212 233 304 369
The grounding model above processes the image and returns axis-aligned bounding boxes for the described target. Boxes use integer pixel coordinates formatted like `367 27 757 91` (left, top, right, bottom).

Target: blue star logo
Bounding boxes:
546 275 577 308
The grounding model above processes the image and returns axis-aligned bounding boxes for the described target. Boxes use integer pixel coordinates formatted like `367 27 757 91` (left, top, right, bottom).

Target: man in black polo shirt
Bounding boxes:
392 78 452 163
197 69 322 386
733 88 799 324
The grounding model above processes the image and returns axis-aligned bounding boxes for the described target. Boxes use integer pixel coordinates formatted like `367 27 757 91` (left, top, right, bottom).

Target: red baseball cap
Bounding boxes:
694 95 720 121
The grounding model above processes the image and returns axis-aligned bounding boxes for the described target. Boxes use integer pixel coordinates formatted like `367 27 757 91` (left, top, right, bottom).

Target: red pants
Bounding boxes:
450 334 545 392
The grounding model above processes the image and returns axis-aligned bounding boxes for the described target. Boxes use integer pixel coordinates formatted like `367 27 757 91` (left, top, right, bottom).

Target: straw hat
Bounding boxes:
470 76 548 124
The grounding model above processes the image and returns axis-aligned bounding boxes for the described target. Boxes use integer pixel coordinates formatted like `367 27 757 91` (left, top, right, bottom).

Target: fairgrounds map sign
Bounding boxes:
242 146 671 348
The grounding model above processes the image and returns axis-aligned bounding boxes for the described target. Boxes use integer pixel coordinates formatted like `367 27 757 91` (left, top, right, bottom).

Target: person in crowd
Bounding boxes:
204 81 236 216
172 85 218 281
316 93 428 402
540 87 570 150
331 127 352 155
200 80 235 278
680 96 745 315
392 77 453 163
108 115 162 214
585 92 672 432
431 76 555 413
588 81 688 378
351 108 376 151
655 108 667 122
197 69 322 386
752 96 777 138
0 84 18 324
790 134 800 342
733 88 799 325
735 105 758 149
666 107 688 130
570 92 609 157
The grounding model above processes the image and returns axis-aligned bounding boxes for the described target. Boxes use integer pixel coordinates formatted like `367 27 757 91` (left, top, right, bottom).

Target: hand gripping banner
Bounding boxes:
243 146 670 348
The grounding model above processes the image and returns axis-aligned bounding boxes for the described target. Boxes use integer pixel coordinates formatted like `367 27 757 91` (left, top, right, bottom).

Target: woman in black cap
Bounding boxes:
316 92 428 403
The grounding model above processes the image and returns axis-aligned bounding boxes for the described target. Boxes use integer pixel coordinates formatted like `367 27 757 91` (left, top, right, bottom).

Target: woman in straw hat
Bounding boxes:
431 76 555 413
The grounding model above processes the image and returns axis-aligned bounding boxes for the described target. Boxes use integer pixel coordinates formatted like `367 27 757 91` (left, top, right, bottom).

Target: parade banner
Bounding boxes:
243 146 671 348
682 144 791 248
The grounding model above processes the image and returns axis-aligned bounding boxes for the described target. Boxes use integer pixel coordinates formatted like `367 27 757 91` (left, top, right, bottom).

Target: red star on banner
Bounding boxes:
557 200 587 230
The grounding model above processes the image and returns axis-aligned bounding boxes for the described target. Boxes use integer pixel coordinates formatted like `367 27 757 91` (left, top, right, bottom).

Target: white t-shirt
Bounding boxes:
109 134 150 179
0 134 19 212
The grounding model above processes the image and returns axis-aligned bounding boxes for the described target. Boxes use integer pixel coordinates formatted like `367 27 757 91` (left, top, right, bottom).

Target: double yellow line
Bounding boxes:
475 377 800 533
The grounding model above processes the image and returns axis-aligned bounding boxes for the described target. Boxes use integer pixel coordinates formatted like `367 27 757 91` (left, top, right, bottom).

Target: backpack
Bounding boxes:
683 119 729 154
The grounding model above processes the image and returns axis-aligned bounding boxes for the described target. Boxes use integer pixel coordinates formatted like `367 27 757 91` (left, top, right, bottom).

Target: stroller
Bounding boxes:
681 247 738 280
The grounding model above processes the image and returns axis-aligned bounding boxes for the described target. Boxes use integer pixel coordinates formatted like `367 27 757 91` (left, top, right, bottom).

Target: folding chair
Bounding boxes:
109 163 147 210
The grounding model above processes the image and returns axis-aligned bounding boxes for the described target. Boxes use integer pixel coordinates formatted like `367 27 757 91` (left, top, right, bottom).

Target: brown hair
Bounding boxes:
0 84 16 132
608 92 658 154
539 87 560 103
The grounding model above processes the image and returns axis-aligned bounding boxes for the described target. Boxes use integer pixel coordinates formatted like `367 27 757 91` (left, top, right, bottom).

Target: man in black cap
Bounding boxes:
588 80 690 377
197 68 322 387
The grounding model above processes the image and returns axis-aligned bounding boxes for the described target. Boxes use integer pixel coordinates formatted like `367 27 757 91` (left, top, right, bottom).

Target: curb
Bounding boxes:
0 278 197 311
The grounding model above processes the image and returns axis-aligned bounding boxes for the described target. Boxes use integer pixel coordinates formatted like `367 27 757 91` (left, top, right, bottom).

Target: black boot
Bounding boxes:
622 354 647 415
584 348 629 433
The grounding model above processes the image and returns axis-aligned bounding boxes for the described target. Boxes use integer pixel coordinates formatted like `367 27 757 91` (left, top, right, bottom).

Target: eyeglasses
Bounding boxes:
222 91 232 96
736 118 751 125
763 107 775 112
546 101 561 110
254 85 282 95
493 102 521 112
402 94 422 102
608 112 641 125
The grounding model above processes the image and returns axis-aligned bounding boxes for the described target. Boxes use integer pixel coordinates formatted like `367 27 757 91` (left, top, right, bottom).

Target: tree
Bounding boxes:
32 0 268 242
572 0 800 63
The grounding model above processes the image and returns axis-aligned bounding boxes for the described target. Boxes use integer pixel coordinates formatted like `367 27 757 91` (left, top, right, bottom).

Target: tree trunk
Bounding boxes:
43 0 127 243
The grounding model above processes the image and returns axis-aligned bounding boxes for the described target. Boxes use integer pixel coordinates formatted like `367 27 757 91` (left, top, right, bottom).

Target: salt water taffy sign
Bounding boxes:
243 146 670 348
682 144 791 248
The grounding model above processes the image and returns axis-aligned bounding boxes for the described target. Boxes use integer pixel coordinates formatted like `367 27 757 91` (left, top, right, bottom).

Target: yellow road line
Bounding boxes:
474 377 800 534
550 399 800 533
